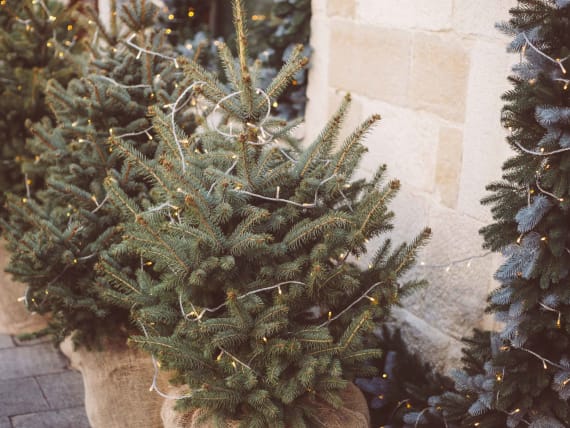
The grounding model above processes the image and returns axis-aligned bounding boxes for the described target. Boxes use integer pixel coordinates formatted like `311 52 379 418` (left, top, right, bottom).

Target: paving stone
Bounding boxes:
0 344 66 381
0 378 48 417
11 407 90 428
0 417 11 428
0 336 13 350
36 371 85 409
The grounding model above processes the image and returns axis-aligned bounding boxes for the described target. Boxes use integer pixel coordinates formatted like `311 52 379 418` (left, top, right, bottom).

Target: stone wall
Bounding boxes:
305 0 518 372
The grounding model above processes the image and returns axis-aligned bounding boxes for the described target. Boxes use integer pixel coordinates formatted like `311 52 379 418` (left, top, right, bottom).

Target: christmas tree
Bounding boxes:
158 0 311 119
158 0 212 46
355 326 452 427
100 0 430 425
0 0 86 217
1 0 195 347
415 1 570 427
248 0 311 119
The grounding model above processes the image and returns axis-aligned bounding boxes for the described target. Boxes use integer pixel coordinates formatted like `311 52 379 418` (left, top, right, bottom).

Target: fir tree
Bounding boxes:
355 326 452 427
248 0 311 119
418 2 570 427
1 0 195 346
0 0 86 217
159 0 212 46
159 0 312 119
100 1 430 425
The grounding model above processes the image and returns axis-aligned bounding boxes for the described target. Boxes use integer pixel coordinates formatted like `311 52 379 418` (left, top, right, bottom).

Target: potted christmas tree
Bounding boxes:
411 1 570 427
1 0 195 426
0 0 86 335
100 1 431 426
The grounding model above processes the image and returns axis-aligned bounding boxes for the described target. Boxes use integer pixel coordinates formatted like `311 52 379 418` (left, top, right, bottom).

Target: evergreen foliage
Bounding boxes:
355 326 452 427
159 0 311 119
0 0 194 347
100 1 430 425
0 0 86 217
416 1 570 426
248 0 311 119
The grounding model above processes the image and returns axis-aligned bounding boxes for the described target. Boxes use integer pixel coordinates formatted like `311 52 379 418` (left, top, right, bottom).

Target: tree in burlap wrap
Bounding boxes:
0 241 48 335
60 336 170 428
161 383 370 428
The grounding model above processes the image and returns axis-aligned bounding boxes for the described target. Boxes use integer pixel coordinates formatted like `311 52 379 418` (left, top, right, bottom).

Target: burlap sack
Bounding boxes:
0 240 48 335
161 383 370 428
60 336 170 428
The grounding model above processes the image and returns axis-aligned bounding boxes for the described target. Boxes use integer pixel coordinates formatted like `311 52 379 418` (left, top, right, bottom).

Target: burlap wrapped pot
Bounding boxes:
0 239 48 335
161 383 370 428
60 336 170 428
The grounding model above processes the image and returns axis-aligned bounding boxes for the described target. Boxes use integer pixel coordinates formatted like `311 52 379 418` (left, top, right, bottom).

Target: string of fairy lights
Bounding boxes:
473 30 570 427
6 2 570 420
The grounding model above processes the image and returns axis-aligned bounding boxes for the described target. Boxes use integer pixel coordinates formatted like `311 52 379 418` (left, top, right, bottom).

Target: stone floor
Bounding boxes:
0 334 90 428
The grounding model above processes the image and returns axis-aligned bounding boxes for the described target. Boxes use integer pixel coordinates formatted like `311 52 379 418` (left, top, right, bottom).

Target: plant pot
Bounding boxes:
161 383 370 428
0 239 48 335
60 336 169 428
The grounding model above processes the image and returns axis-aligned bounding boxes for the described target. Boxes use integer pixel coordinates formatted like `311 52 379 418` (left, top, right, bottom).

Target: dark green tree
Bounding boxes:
355 326 452 427
1 0 195 347
159 0 312 119
0 0 86 217
100 1 430 425
415 1 570 427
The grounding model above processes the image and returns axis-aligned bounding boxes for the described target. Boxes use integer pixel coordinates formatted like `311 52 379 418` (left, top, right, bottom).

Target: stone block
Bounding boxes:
304 14 331 141
357 0 452 31
329 22 411 106
0 377 48 417
0 335 13 350
457 40 516 221
355 98 439 193
410 33 470 123
0 417 9 428
11 407 90 428
453 0 518 38
327 0 356 18
0 344 66 381
436 127 464 209
36 371 85 410
402 206 494 340
391 308 463 374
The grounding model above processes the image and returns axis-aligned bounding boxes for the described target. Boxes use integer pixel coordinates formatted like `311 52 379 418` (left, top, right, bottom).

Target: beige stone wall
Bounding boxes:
305 0 518 372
